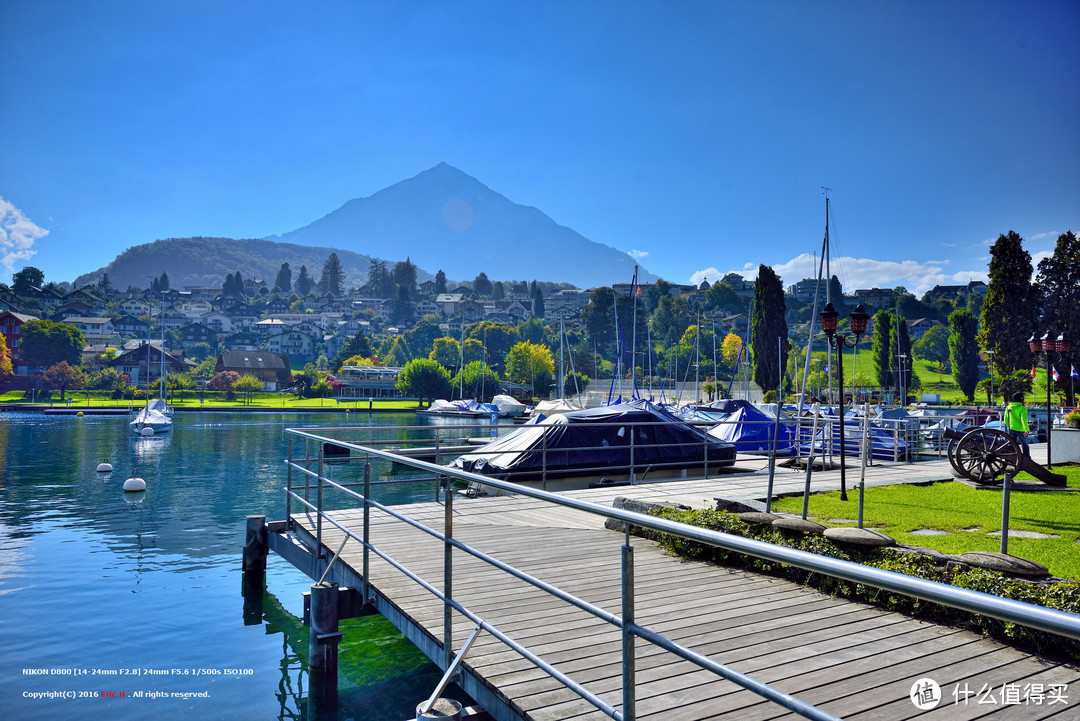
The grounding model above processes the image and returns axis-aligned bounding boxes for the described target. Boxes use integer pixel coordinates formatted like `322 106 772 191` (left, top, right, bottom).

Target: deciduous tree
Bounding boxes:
504 341 555 389
396 358 451 407
12 266 44 295
20 320 85 369
42 361 86 401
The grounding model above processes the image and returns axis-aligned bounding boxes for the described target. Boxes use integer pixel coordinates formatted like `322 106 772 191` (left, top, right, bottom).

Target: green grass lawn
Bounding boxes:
771 465 1080 580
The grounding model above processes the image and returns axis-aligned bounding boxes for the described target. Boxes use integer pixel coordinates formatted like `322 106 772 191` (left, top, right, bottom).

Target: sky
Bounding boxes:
1 1 1078 296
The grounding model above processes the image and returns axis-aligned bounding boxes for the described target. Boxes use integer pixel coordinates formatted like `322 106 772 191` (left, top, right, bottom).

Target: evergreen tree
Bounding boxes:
581 287 618 356
274 263 292 293
367 259 393 298
473 272 493 297
295 265 314 296
977 231 1038 376
492 281 505 300
389 284 415 325
1035 230 1079 406
949 307 980 401
749 265 789 392
434 270 447 295
319 253 345 296
96 273 114 295
890 314 914 398
392 258 417 297
159 271 170 292
531 283 545 319
872 310 894 389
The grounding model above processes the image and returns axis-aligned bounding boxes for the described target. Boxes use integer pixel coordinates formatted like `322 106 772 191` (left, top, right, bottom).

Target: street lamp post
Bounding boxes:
820 303 870 501
986 349 995 406
898 353 907 407
1028 331 1071 469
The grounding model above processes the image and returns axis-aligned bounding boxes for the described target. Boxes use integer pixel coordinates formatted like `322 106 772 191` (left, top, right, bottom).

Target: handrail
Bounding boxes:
283 424 1080 721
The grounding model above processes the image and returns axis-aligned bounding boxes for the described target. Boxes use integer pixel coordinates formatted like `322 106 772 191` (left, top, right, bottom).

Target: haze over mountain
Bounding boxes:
74 163 654 291
267 163 655 288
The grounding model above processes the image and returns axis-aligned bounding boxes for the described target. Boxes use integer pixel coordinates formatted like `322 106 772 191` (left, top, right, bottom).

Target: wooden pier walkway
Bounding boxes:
276 449 1079 721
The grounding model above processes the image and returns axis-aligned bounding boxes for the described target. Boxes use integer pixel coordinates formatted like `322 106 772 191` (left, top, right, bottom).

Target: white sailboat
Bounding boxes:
131 298 172 435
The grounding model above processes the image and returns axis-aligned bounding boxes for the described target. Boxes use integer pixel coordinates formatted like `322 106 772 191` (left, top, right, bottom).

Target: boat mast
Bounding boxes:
824 190 834 406
631 265 638 397
558 316 565 399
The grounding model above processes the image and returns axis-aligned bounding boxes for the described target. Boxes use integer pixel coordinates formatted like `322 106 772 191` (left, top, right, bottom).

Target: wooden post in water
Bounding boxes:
308 581 340 717
241 515 267 625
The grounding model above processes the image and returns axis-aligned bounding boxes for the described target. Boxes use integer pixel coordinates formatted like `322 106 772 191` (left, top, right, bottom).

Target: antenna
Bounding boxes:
821 186 832 198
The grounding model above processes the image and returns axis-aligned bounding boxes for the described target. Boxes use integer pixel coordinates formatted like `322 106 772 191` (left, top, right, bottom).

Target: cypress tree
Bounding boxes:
1035 231 1080 406
274 263 292 293
872 310 893 389
949 308 980 401
749 265 790 392
977 231 1039 375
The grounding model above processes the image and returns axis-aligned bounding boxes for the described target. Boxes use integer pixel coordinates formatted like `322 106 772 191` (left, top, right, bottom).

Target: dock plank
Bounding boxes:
285 469 1077 721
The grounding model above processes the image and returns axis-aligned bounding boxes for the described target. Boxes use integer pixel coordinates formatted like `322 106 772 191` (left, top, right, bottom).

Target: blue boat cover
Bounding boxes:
449 399 736 480
708 406 795 453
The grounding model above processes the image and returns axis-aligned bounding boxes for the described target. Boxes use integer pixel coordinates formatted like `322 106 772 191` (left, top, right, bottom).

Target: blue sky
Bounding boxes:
2 1 1077 295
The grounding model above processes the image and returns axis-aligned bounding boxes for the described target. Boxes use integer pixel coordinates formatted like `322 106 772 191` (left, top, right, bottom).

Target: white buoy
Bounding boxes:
96 459 113 473
123 476 146 492
140 426 155 437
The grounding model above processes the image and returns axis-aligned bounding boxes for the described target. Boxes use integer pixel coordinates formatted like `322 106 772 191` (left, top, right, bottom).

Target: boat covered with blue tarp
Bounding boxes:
448 399 736 482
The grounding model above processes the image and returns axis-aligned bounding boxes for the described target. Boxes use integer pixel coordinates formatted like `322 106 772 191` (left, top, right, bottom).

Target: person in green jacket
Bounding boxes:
1004 392 1030 456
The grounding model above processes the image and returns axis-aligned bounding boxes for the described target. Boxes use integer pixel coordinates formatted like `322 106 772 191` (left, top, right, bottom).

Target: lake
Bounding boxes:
0 410 472 721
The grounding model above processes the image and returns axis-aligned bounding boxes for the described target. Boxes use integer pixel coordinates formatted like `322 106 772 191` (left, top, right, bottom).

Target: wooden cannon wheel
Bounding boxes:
949 427 1023 485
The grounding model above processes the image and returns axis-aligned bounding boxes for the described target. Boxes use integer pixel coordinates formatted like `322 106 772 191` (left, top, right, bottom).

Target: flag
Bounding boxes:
1031 366 1037 378
1053 366 1060 382
1072 365 1079 380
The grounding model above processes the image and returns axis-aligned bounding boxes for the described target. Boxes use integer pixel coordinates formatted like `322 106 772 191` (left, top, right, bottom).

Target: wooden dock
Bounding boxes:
273 453 1080 720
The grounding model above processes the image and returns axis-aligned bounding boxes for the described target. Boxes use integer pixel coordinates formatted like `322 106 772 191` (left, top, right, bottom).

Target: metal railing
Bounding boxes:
282 426 1080 721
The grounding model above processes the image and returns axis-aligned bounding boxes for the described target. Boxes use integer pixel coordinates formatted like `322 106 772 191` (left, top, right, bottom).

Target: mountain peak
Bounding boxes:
269 166 654 287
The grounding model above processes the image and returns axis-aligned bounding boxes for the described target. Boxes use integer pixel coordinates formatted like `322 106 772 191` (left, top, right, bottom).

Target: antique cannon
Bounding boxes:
943 426 1066 486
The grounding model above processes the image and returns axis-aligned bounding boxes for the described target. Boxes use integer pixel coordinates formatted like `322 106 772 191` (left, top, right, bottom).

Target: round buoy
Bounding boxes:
123 477 146 492
96 460 113 473
77 411 84 417
140 426 155 437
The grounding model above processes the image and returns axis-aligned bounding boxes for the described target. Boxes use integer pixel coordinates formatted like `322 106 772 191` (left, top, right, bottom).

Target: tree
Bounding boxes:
396 358 452 407
430 336 462 368
531 283 545 319
465 321 519 370
167 372 197 402
517 316 549 346
891 314 913 397
749 265 789 392
452 360 499 402
581 287 618 355
949 308 980 401
191 342 213 362
20 320 85 369
434 270 447 295
389 284 415 325
702 282 740 315
912 325 949 365
563 370 590 398
0 334 12 379
12 266 44 295
871 310 894 389
392 258 417 297
382 336 411 367
333 331 373 371
274 263 292 293
505 341 555 390
649 295 690 349
42 361 86 402
977 231 1038 376
473 272 493 297
233 374 264 405
720 333 743 373
288 371 314 397
210 370 240 394
644 279 673 313
319 253 345 296
1035 230 1079 406
96 273 114 296
492 281 505 300
367 259 393 298
295 265 314 296
404 318 441 359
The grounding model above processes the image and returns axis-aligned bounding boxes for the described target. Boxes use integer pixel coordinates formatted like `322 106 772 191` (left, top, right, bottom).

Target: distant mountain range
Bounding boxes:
75 163 655 291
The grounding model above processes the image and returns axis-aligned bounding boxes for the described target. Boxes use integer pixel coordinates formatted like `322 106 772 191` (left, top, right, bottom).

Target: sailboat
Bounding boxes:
131 298 173 435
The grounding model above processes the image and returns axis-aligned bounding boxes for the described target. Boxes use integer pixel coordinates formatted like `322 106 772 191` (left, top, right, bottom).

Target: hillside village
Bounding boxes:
0 251 991 404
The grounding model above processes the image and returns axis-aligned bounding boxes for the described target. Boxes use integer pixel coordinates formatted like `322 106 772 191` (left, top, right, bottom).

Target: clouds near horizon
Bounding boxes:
0 198 48 271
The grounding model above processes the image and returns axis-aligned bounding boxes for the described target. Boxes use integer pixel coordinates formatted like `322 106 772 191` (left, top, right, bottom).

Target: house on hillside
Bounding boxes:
0 311 40 375
111 342 192 389
852 288 896 312
113 314 148 338
179 322 219 349
222 331 260 351
64 317 115 336
267 330 316 366
907 318 945 340
215 350 287 390
119 299 151 316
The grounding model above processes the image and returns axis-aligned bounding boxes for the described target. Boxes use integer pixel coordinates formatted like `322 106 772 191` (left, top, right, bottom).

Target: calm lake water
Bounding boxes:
1 410 472 721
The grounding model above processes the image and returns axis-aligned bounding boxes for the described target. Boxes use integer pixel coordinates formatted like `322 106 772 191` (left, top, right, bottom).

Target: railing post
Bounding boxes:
444 485 454 671
629 422 636 484
317 442 325 557
542 426 548 491
363 460 371 605
286 436 293 525
622 535 636 721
